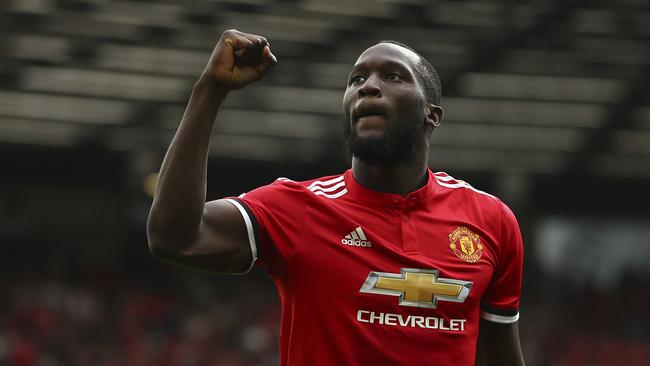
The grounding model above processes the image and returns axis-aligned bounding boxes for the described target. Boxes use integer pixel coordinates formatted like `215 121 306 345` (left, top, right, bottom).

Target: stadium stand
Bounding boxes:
1 0 649 365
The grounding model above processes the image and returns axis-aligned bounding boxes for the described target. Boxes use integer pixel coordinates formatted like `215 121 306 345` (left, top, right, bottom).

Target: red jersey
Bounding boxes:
226 169 523 366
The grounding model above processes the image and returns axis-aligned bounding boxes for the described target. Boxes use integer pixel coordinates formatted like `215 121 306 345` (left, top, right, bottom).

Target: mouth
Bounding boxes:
351 104 389 135
358 114 385 120
353 103 387 122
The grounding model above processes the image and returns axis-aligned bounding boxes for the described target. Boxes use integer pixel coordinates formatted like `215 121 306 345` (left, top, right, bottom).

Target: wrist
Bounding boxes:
195 73 230 99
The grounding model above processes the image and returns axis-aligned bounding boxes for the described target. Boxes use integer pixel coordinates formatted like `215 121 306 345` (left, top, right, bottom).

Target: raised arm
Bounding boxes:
146 30 276 274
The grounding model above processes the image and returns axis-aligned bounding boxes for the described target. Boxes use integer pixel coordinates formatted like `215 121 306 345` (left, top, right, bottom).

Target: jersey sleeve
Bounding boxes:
225 179 306 276
480 201 524 324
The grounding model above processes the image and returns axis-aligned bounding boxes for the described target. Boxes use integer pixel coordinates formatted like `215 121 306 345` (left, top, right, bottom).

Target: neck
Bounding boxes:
351 150 429 197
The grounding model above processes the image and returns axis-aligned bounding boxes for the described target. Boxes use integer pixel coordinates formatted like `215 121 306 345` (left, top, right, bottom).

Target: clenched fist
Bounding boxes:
203 29 277 91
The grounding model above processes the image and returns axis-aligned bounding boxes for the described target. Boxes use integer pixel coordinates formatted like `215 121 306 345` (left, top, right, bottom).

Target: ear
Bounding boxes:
424 103 443 137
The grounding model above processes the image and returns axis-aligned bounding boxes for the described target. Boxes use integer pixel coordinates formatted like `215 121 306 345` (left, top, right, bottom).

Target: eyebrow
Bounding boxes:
349 59 413 75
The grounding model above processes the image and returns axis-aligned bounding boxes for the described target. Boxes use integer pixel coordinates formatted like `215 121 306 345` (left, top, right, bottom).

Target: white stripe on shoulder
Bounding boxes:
481 311 519 324
277 177 294 182
432 173 456 182
223 199 258 275
307 175 344 190
309 180 345 193
312 188 348 199
434 174 496 199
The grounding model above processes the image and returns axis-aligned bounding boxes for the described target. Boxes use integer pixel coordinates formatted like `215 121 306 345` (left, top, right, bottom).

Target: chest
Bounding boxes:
286 198 500 312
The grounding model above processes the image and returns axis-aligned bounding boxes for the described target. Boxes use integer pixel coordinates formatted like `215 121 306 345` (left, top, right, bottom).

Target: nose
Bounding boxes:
358 75 382 98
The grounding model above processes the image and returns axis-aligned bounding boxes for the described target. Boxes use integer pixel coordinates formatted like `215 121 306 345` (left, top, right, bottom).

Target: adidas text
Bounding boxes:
341 238 372 247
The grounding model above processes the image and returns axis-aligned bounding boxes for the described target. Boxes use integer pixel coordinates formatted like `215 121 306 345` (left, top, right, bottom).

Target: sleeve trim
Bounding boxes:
481 310 519 324
481 304 518 316
224 198 259 274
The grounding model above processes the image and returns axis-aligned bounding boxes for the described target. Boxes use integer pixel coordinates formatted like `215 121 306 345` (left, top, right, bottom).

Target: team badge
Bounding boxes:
449 226 483 263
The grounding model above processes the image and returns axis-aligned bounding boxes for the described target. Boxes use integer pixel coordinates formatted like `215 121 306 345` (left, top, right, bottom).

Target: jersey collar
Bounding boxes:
344 168 437 207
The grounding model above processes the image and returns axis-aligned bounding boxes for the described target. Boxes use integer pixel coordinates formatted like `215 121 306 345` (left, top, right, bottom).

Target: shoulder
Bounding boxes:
300 173 349 199
431 171 506 214
432 171 521 236
242 172 349 201
432 171 499 201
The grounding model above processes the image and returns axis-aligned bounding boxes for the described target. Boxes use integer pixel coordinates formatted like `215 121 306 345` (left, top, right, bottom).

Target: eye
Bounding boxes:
349 75 366 85
386 73 401 81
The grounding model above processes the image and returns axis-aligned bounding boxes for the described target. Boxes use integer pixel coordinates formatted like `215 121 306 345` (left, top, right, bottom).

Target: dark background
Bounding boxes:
1 0 649 365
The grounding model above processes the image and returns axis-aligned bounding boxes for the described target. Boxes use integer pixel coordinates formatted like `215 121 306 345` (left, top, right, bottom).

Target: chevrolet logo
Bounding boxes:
360 268 473 308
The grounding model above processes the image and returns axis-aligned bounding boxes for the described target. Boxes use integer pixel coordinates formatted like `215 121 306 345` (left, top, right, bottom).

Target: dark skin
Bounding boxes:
343 43 441 196
146 29 525 365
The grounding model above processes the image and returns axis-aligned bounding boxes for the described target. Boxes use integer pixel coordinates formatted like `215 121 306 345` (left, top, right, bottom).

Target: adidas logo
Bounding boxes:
341 227 372 248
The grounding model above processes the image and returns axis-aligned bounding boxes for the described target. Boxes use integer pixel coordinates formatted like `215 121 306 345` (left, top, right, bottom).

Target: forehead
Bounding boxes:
352 43 421 71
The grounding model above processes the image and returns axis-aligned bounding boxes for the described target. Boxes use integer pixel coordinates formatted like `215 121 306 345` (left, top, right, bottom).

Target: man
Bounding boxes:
147 29 525 365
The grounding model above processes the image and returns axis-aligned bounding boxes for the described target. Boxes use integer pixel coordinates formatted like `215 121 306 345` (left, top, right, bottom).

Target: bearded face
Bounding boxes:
341 43 432 165
342 113 425 165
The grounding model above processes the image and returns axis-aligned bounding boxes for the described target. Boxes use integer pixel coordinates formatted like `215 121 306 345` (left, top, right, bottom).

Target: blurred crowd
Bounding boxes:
1 240 649 366
0 240 280 366
521 274 650 366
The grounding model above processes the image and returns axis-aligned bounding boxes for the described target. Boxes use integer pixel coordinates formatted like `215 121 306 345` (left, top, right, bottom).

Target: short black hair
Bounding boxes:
379 40 442 105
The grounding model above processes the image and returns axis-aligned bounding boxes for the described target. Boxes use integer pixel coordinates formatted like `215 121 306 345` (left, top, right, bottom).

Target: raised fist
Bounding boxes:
203 29 277 91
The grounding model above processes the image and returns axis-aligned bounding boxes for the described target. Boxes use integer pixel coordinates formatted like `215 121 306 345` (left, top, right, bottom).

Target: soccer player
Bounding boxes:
147 29 525 365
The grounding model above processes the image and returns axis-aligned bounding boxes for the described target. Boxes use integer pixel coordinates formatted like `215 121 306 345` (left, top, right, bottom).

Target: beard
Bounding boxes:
342 116 425 165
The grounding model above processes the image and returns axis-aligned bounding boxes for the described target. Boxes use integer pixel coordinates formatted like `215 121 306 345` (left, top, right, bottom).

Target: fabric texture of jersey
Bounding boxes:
228 169 524 366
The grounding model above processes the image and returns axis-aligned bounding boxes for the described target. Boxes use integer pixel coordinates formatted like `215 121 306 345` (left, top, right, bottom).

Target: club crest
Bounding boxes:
449 226 483 263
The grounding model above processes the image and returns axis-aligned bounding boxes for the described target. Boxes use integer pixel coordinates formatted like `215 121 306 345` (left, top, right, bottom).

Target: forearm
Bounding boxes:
147 29 275 262
147 74 228 251
475 320 525 366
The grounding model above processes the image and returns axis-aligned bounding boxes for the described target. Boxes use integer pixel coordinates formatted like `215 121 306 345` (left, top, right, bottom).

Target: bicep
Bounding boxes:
155 199 255 274
475 319 525 366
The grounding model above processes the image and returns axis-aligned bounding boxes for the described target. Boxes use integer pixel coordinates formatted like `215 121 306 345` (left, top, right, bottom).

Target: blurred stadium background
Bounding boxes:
1 0 650 365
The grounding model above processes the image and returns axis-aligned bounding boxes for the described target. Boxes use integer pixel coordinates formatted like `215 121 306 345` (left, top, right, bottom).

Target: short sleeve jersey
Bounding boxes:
226 169 523 366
